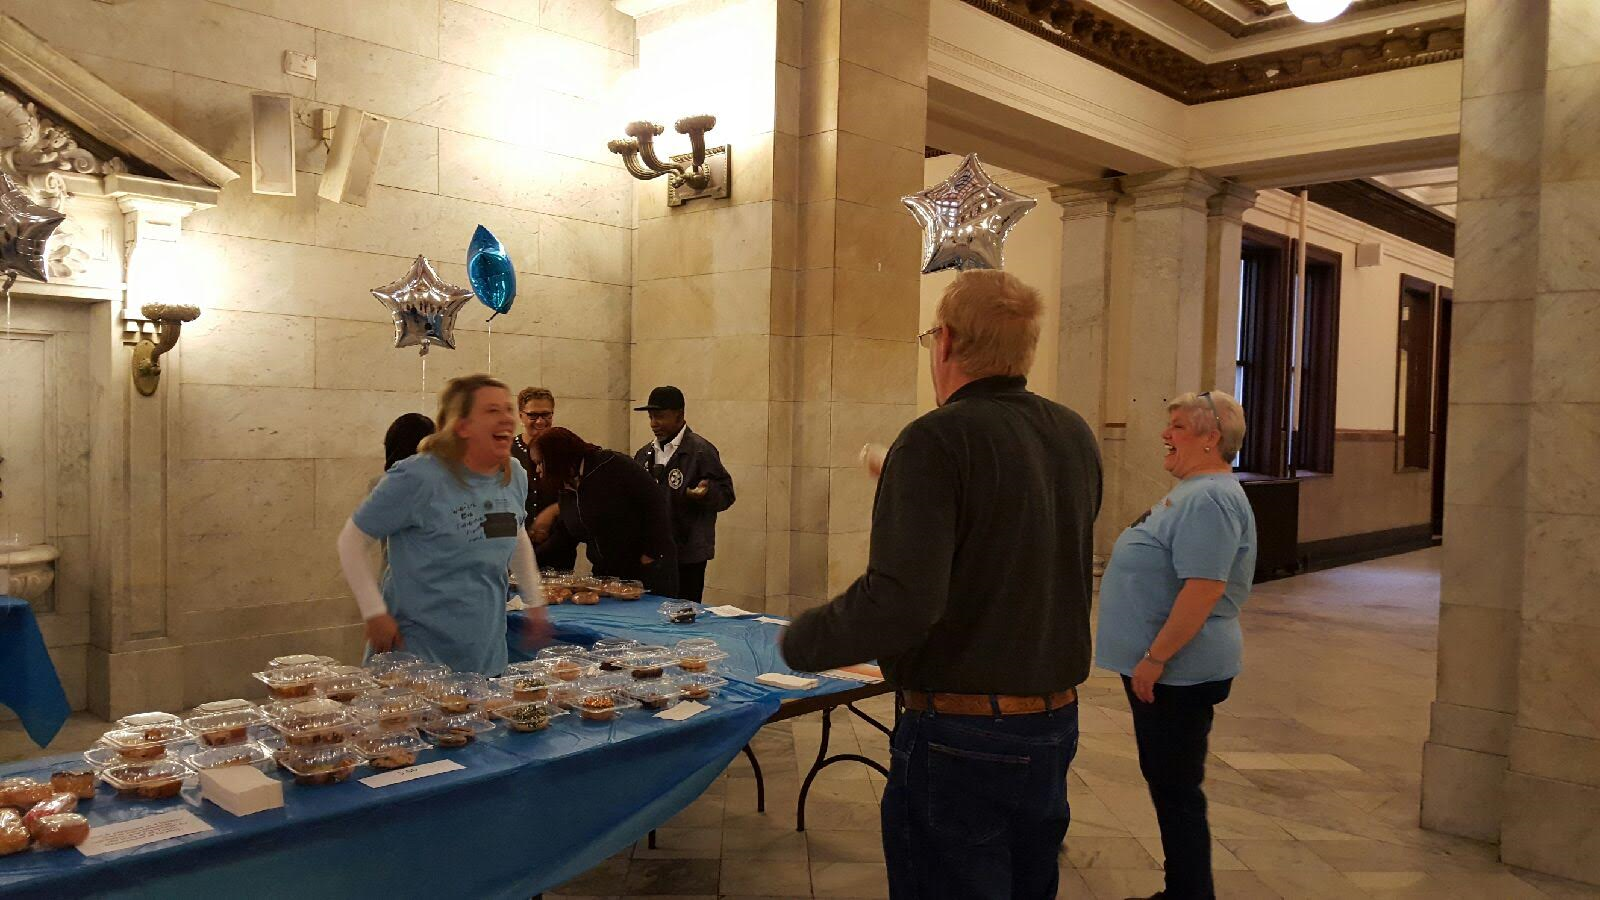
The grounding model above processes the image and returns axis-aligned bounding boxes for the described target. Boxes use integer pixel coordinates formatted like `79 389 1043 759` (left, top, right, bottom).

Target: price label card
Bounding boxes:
359 759 465 788
78 810 214 857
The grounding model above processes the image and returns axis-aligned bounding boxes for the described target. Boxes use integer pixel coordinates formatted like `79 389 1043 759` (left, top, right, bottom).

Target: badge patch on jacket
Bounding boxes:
481 511 518 538
667 468 684 490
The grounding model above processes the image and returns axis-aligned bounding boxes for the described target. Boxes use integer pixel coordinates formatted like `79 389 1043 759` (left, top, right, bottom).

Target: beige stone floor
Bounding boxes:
6 549 1598 898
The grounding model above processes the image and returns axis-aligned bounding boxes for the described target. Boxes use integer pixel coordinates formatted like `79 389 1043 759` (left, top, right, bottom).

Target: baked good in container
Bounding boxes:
498 703 553 733
22 793 77 833
579 695 617 722
571 590 600 606
511 676 550 702
51 770 96 801
0 810 30 856
550 659 583 681
541 584 572 605
104 762 186 799
0 777 54 808
34 813 89 849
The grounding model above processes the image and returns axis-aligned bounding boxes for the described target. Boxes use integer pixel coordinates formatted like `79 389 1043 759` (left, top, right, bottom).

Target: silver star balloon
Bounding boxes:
371 255 475 356
902 154 1036 274
0 171 66 283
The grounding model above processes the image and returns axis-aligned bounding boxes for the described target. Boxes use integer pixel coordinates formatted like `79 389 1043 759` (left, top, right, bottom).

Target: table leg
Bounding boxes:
741 743 765 813
647 829 657 850
795 706 890 832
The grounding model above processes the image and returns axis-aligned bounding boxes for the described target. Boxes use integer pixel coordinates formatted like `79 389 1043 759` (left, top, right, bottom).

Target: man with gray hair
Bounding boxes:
781 270 1102 899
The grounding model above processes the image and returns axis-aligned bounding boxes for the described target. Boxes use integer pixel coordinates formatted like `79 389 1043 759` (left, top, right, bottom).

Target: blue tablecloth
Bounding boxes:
0 596 70 748
0 596 867 898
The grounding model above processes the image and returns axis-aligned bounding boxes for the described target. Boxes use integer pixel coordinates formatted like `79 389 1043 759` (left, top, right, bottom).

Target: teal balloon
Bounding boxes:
468 225 516 316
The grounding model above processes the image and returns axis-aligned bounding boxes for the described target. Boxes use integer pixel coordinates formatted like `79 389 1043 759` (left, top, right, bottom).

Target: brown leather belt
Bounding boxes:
899 689 1077 716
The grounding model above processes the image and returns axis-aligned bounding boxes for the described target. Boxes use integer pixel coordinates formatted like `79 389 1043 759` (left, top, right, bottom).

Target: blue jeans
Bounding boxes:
881 703 1080 900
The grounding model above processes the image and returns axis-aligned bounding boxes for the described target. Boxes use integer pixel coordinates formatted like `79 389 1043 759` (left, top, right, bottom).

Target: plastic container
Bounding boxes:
268 653 337 668
81 744 122 773
183 743 274 774
495 672 554 703
671 640 728 673
546 657 596 683
184 709 264 747
365 652 425 688
102 724 192 761
349 688 437 731
540 583 572 605
659 600 701 625
627 682 680 711
672 673 729 702
575 690 640 722
277 746 361 786
191 699 256 716
570 588 602 606
315 671 379 703
593 637 642 652
0 777 54 808
271 699 356 748
405 663 452 695
540 569 576 589
253 663 331 700
352 729 429 770
419 713 496 748
601 579 646 600
490 700 567 733
101 761 189 799
622 651 680 680
423 673 494 715
116 711 182 729
535 643 587 659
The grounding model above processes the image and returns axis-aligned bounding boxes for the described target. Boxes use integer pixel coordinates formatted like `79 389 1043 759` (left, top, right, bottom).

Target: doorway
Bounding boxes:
1431 287 1452 537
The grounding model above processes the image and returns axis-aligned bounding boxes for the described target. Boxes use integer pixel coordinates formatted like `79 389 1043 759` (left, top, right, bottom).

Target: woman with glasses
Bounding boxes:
1094 390 1256 900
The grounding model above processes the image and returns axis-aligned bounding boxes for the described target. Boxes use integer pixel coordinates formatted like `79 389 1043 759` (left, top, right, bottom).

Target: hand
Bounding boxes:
686 480 710 499
365 614 403 652
1130 657 1163 704
518 607 554 651
859 443 886 479
530 505 559 544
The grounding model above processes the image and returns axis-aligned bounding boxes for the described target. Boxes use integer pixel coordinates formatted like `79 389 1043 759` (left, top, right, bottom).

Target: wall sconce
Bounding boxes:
131 303 200 396
608 115 730 206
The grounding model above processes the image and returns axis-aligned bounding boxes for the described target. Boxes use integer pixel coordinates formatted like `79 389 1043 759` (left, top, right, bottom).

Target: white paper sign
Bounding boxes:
655 700 710 721
359 758 464 788
755 616 789 626
757 672 818 690
77 809 214 857
823 664 884 684
704 605 756 617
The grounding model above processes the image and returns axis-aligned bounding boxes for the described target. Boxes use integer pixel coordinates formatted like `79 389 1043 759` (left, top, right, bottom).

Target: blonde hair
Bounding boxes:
1168 391 1246 463
419 374 514 485
935 270 1042 378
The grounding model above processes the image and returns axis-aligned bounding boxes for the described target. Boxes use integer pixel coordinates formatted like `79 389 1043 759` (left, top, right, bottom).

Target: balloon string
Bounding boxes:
487 318 493 375
421 354 428 396
1 270 14 549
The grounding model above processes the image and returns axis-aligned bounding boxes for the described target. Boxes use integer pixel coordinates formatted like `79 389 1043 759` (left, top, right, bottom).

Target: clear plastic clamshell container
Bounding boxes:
82 743 123 772
352 729 429 770
271 698 356 748
276 746 362 786
419 712 496 748
268 653 337 669
184 709 264 747
315 671 379 703
116 711 182 729
545 657 597 683
253 662 331 700
535 643 588 660
589 647 637 673
575 689 640 723
192 698 256 716
493 672 555 703
672 639 728 673
600 578 645 600
183 742 274 774
593 637 642 653
659 600 700 624
627 681 680 711
423 673 493 715
540 582 573 605
405 663 452 695
101 761 190 799
622 650 680 680
101 724 193 761
672 673 729 702
365 651 425 688
490 700 567 733
349 688 437 731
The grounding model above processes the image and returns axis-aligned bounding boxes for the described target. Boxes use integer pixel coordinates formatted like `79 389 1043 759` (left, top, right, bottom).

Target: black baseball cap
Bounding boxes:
635 385 686 412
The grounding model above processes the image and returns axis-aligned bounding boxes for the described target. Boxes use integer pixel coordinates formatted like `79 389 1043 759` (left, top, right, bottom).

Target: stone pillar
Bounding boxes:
1111 168 1222 528
1204 183 1257 393
1049 178 1121 562
787 0 928 615
1420 0 1543 849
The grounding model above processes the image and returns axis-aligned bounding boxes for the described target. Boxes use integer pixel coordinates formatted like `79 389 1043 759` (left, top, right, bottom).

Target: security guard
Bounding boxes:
633 386 735 603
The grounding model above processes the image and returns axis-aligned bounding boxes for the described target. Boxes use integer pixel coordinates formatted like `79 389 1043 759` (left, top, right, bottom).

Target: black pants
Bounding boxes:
677 561 707 603
1121 676 1233 900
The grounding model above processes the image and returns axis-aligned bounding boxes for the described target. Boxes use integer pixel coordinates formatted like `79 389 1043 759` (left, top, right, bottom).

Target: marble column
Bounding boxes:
786 0 928 615
1204 183 1257 393
1112 168 1222 528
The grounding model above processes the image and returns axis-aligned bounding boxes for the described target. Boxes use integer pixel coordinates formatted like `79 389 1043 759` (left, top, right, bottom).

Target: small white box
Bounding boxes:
200 766 284 817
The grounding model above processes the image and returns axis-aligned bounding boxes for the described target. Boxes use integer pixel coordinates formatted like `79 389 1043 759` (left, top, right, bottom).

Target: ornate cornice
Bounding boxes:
968 0 1463 104
0 81 132 209
1168 0 1425 37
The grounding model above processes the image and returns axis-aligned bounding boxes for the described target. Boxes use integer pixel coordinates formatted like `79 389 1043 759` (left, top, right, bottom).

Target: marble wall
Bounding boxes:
0 0 636 709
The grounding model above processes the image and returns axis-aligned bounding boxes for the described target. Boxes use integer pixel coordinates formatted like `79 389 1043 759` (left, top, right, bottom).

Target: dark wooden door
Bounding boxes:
1432 288 1452 536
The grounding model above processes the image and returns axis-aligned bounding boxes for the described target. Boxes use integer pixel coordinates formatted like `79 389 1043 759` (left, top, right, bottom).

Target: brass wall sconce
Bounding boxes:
131 303 200 396
608 115 730 206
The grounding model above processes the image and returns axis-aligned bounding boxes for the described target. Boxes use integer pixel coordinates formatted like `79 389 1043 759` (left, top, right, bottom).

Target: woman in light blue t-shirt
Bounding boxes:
1095 391 1256 900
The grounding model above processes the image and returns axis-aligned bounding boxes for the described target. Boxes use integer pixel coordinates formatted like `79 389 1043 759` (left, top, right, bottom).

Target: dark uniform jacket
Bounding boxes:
781 376 1102 695
633 427 735 565
511 434 576 571
550 448 679 597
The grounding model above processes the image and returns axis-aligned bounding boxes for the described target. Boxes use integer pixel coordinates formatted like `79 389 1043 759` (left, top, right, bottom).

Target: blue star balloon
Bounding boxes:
468 225 516 319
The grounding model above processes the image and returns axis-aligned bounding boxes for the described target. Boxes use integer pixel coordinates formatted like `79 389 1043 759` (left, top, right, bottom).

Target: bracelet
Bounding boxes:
1142 650 1168 666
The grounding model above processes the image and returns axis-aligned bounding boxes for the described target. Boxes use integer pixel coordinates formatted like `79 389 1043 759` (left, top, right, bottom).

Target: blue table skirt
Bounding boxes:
0 596 866 898
0 596 71 748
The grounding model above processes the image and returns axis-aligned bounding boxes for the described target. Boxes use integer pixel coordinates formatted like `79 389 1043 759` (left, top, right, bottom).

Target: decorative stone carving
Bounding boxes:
0 90 127 210
0 543 58 605
975 0 1464 103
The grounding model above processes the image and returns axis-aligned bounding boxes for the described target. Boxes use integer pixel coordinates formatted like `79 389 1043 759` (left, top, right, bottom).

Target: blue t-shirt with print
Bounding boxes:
353 453 526 675
1095 473 1257 686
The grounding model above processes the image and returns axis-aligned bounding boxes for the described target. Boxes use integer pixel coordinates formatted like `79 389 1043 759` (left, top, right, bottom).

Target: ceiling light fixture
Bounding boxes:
1287 0 1353 23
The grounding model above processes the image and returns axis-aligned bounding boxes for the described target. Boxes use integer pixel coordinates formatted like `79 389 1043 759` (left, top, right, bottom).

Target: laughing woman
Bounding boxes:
338 374 548 674
1095 391 1256 900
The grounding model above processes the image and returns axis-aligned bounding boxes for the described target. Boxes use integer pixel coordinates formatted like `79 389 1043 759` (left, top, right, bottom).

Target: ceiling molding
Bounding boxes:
966 0 1463 104
1166 0 1424 38
1281 178 1454 255
0 13 237 188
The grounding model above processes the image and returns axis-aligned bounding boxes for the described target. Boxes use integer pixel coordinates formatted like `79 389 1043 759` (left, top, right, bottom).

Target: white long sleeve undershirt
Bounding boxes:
337 518 544 622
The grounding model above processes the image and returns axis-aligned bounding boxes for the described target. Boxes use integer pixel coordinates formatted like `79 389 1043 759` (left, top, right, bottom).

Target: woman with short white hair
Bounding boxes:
1095 390 1256 900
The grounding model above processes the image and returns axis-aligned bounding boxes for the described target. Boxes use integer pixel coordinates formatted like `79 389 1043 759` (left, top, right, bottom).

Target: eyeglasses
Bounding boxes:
1199 391 1223 433
917 325 943 351
522 410 554 421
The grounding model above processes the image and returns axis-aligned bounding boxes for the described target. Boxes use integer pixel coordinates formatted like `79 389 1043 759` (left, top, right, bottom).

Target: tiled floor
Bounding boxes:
6 549 1599 898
